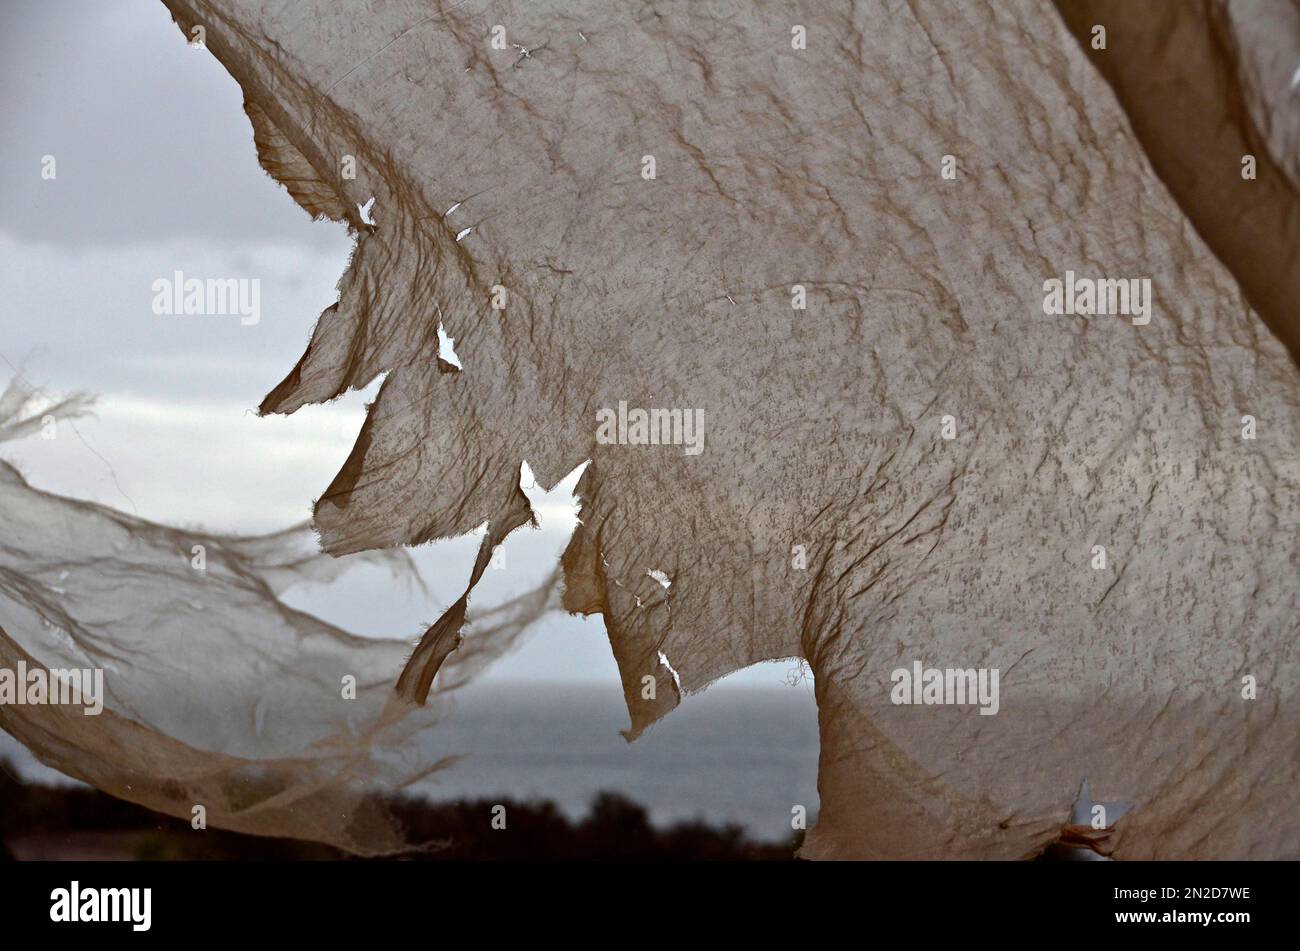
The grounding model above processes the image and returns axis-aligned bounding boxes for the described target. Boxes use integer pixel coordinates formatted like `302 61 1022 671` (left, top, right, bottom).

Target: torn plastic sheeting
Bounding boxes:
0 376 555 853
21 0 1297 857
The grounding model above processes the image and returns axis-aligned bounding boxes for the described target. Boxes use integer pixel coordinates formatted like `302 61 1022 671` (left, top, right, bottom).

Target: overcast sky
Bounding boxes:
0 0 795 689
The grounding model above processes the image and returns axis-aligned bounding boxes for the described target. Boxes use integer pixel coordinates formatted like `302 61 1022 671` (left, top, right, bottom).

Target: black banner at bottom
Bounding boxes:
0 859 1285 939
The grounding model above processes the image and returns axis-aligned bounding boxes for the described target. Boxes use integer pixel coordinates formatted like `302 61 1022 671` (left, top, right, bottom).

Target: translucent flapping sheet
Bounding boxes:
2 0 1296 858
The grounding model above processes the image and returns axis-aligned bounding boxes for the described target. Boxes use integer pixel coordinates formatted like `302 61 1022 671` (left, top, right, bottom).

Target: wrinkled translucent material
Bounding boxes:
0 377 555 853
2 0 1297 858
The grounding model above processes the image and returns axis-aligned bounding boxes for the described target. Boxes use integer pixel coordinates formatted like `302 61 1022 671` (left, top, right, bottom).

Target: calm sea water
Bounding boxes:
419 682 820 839
1 682 821 842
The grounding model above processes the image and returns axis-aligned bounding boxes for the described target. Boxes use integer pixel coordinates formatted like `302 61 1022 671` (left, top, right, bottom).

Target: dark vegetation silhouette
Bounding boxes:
0 759 799 860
